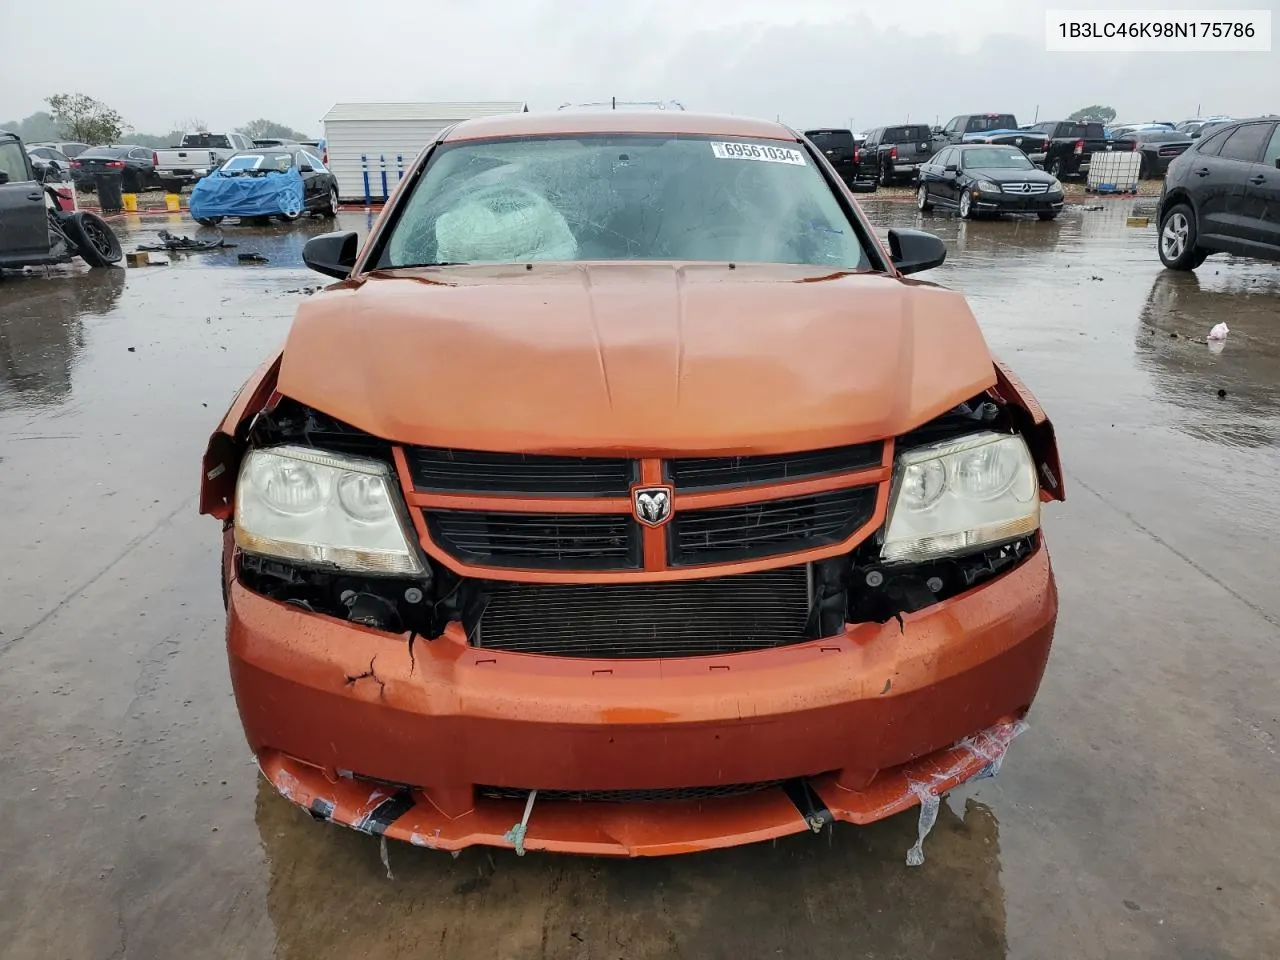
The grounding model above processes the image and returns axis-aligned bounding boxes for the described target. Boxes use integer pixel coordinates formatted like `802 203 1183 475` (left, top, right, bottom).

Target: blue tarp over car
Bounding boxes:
189 167 305 220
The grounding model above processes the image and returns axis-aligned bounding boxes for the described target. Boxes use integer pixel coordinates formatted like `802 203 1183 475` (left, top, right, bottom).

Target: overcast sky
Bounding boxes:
2 0 1276 135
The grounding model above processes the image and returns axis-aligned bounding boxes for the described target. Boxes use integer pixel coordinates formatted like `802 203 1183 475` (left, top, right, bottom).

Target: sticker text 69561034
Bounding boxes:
710 142 806 165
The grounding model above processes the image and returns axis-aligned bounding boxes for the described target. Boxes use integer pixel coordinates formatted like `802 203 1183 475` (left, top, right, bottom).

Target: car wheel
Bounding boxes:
879 161 892 187
959 192 973 219
279 208 301 222
1158 204 1207 270
1038 211 1058 221
324 187 339 217
161 180 183 194
195 217 224 226
60 211 122 268
1138 154 1151 180
916 184 934 212
1049 159 1064 178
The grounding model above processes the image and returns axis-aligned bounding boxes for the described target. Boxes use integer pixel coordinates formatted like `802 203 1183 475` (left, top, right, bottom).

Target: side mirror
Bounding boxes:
0 170 9 185
298 163 314 173
931 126 943 135
1274 157 1280 169
944 164 958 174
303 231 359 280
888 228 946 276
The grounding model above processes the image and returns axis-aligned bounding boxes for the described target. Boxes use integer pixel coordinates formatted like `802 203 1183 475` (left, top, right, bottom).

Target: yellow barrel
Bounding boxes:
165 193 181 212
121 193 138 212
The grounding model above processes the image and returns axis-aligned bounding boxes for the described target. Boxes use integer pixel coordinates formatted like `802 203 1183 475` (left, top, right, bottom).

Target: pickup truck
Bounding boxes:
154 132 255 193
862 123 935 186
1028 121 1132 178
803 128 876 192
934 114 1049 166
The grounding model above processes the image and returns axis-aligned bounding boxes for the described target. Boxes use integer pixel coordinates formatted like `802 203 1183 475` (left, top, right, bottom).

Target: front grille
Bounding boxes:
404 447 633 496
999 182 1050 194
427 510 639 570
666 442 882 490
473 565 812 657
669 488 877 565
479 781 785 803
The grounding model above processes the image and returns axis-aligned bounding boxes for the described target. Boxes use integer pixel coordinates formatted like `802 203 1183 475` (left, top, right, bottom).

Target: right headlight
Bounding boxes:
976 180 1001 193
234 445 424 575
881 431 1039 564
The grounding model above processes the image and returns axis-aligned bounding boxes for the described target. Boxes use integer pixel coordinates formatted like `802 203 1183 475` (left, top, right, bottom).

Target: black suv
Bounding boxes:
803 128 876 192
1157 118 1280 270
862 124 934 186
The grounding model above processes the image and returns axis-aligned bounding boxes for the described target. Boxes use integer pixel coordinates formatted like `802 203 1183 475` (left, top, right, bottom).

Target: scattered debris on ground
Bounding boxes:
136 231 237 253
237 253 269 264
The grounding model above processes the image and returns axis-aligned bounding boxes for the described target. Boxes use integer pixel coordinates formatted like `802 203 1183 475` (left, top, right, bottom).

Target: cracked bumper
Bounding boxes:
227 547 1057 856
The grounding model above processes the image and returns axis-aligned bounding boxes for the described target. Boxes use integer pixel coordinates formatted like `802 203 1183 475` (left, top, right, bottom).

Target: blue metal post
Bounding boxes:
380 154 389 201
396 154 404 181
361 153 371 205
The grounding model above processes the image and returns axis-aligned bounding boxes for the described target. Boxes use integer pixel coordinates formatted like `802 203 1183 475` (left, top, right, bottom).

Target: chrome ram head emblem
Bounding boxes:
632 485 674 527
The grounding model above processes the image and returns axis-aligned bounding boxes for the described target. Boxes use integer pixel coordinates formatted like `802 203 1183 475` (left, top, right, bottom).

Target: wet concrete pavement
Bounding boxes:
1 203 1277 959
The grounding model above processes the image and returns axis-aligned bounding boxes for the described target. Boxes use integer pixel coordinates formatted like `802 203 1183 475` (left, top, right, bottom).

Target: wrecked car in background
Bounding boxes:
201 110 1064 860
1 130 122 270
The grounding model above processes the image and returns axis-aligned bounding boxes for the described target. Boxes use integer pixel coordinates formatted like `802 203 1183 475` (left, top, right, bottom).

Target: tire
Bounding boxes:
60 211 122 268
161 180 183 194
1158 203 1208 270
959 192 973 220
1049 159 1064 178
1038 211 1058 221
916 184 934 212
1138 154 1151 180
879 161 892 187
324 187 339 217
195 217 224 226
279 209 301 222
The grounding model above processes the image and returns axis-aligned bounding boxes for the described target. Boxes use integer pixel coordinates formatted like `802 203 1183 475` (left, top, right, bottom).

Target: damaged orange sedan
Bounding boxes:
200 111 1064 858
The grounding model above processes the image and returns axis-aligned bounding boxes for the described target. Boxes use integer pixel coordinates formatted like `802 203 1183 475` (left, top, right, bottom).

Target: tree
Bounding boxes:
45 93 128 144
0 111 60 142
236 118 312 141
1067 105 1117 124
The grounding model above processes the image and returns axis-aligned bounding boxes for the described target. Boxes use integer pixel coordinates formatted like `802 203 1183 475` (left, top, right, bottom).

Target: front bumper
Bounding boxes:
973 192 1065 213
229 546 1057 856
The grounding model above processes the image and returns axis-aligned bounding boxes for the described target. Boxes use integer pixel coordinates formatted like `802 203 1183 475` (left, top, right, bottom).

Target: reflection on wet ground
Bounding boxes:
1 205 1278 959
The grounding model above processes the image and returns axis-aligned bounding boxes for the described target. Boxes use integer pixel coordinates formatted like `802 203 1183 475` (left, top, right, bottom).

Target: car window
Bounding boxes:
380 134 869 270
0 140 32 182
1196 129 1230 155
961 147 1034 170
1263 125 1280 167
130 148 151 160
944 117 961 134
303 151 327 172
182 133 232 149
886 126 930 143
935 148 954 167
1218 124 1271 163
806 130 855 160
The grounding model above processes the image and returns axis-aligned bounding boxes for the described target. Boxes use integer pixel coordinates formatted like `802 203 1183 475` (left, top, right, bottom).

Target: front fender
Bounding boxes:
200 350 282 520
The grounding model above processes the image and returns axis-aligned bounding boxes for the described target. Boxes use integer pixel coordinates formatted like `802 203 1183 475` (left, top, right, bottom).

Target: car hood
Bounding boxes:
276 263 998 454
966 167 1059 186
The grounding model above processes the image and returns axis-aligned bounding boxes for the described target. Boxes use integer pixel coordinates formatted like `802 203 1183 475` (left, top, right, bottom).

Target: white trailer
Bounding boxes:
321 101 527 203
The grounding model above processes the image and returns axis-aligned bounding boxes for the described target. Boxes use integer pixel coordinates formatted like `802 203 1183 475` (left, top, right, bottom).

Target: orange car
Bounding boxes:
201 111 1064 858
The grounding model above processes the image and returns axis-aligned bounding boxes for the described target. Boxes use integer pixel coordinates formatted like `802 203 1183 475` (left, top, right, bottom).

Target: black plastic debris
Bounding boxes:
136 230 236 253
237 253 269 263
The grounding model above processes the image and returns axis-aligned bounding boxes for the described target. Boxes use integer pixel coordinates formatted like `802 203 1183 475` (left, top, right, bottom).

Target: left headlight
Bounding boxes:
234 445 424 575
976 180 1001 193
881 432 1039 563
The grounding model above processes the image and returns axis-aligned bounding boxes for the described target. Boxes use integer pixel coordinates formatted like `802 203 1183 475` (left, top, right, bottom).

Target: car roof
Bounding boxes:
442 110 798 143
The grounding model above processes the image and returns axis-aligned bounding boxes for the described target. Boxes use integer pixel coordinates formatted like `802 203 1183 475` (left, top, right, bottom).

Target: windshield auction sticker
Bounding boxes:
710 142 806 165
1046 9 1270 50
